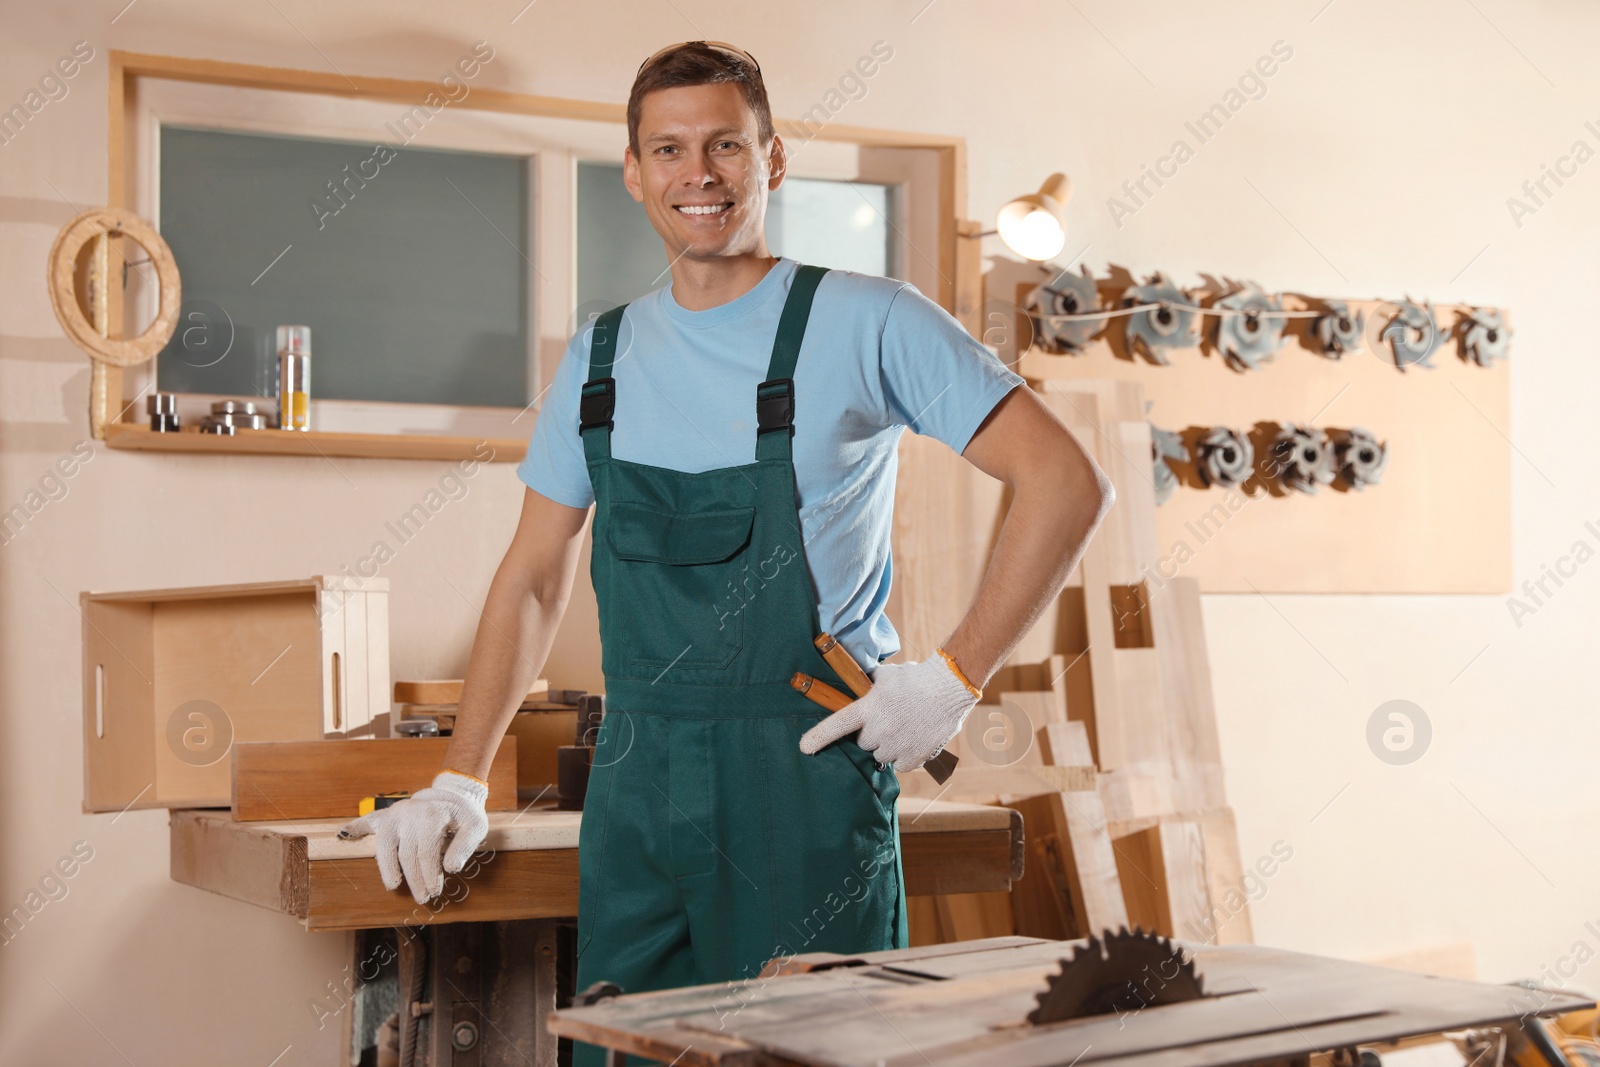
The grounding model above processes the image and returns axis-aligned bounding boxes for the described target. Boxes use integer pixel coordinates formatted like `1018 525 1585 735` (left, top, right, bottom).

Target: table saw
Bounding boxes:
549 931 1593 1067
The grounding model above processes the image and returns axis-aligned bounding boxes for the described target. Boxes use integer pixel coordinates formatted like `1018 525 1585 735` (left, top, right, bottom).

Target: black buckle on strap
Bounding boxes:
579 378 616 433
756 378 795 436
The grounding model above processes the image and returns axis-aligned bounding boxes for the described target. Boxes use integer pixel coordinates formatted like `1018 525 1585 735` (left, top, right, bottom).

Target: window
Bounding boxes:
156 125 529 409
575 161 897 310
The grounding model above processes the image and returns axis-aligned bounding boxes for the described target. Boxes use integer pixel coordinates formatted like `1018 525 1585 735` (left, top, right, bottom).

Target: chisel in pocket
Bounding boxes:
790 670 958 785
814 633 960 783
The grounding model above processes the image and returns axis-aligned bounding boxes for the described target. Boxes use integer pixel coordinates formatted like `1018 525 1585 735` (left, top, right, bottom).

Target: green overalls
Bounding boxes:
570 265 909 1067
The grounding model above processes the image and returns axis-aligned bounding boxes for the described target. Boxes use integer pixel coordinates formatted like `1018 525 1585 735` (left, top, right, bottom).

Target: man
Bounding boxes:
342 40 1113 1065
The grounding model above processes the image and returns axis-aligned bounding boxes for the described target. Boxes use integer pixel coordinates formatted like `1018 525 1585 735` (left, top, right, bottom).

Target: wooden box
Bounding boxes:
81 576 390 812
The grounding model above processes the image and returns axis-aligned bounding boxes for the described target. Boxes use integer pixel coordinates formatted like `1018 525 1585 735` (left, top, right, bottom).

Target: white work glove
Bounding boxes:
337 770 489 905
798 655 980 772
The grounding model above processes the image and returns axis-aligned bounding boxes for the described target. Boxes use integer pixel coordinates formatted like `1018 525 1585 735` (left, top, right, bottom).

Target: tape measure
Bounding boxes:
357 792 411 816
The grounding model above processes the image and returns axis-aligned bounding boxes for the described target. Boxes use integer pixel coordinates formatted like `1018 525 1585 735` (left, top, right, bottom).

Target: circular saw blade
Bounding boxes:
1124 275 1199 365
1027 264 1102 353
1214 283 1286 372
1027 928 1205 1026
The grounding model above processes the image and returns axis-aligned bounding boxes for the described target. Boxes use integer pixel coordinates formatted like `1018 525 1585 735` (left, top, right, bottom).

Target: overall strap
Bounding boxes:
756 265 828 462
579 304 627 462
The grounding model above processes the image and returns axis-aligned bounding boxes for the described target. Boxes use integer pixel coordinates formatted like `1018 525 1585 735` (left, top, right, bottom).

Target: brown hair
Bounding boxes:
627 42 774 158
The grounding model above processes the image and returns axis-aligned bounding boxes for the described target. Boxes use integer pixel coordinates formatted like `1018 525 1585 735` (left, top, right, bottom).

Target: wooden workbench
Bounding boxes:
169 796 1023 1067
170 796 1024 931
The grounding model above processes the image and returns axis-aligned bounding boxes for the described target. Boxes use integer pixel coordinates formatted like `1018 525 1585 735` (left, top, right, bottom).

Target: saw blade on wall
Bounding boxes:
1213 283 1287 372
1197 426 1255 489
1336 427 1389 489
1124 273 1200 365
1462 307 1510 368
1272 423 1337 493
1026 263 1102 353
1379 298 1446 371
1151 423 1189 504
1313 299 1365 359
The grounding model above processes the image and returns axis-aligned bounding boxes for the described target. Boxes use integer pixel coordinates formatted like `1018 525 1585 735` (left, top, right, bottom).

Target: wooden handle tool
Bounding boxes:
791 667 959 785
814 633 874 698
790 671 854 711
812 634 960 784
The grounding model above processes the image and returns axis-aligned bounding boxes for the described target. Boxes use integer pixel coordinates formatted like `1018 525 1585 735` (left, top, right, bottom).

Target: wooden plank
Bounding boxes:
886 429 1008 664
1009 791 1126 937
1051 788 1127 936
1026 765 1097 793
1032 388 1119 767
1038 721 1093 767
1195 807 1254 945
232 811 582 860
1104 420 1163 579
1094 420 1173 792
1153 577 1227 812
1159 819 1211 939
1012 707 1125 939
1006 819 1077 941
1098 767 1174 827
231 737 519 821
1112 818 1209 939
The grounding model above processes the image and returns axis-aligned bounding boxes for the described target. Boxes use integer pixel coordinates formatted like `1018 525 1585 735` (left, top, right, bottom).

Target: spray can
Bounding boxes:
275 325 312 431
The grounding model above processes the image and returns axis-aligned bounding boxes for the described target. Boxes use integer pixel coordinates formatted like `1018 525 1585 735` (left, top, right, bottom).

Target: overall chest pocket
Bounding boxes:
606 502 756 670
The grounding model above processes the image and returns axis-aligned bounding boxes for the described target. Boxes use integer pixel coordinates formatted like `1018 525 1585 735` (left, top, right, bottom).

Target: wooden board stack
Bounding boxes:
895 379 1252 949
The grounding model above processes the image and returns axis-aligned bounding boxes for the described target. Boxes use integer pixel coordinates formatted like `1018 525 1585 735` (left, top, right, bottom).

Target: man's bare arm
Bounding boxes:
939 386 1116 690
441 487 591 781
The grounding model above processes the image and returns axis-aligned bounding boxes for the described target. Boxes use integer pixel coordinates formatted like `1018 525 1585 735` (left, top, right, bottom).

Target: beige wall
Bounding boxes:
4 0 1598 1061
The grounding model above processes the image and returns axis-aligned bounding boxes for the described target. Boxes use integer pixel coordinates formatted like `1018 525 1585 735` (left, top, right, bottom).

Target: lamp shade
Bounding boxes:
996 173 1071 261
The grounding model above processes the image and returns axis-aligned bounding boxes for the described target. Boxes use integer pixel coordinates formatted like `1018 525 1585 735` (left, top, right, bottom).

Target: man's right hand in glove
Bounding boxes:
337 769 490 905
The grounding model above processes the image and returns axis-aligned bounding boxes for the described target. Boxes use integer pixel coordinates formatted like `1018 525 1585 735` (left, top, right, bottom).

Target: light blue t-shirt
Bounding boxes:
516 257 1023 669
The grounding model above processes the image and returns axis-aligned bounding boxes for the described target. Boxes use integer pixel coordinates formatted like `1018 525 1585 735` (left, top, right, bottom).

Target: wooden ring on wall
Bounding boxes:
47 207 181 368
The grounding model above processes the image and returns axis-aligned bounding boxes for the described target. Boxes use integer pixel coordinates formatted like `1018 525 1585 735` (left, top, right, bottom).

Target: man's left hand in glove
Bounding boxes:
797 651 980 772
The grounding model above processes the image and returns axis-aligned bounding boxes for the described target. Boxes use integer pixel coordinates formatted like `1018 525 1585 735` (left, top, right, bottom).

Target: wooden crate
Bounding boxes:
80 576 389 812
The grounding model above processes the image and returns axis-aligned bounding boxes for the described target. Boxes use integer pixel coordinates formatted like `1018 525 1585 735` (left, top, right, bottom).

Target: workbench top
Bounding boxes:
225 795 1016 860
170 798 1023 931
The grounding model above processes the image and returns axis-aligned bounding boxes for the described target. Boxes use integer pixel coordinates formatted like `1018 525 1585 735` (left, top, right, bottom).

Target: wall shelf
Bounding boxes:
103 421 527 463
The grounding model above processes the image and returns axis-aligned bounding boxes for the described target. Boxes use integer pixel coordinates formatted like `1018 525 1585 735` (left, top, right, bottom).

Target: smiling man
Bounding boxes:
341 41 1113 1066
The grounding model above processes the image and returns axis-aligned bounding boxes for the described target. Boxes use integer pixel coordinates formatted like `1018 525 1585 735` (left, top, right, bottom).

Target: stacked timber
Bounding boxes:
892 379 1252 948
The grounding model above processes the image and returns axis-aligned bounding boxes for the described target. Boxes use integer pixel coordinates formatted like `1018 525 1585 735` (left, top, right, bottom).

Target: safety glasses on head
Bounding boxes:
637 40 761 77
